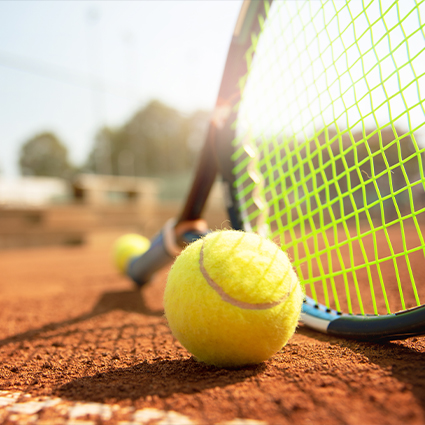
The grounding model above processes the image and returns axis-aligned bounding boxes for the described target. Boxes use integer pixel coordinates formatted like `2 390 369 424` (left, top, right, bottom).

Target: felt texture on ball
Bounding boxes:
113 233 150 274
164 230 303 368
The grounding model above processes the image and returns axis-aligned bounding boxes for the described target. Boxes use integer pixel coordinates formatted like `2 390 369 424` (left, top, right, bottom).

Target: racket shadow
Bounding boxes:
55 357 266 402
0 289 163 348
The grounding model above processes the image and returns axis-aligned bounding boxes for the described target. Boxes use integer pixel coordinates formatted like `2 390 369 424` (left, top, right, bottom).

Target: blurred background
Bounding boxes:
0 1 240 248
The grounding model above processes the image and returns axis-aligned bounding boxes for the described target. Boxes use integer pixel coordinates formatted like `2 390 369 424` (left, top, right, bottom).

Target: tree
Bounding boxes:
85 127 116 175
85 100 210 177
19 132 74 179
185 109 210 155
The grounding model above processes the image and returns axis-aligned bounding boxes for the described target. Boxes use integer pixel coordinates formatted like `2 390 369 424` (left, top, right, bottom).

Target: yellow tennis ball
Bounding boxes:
164 230 303 368
113 233 150 274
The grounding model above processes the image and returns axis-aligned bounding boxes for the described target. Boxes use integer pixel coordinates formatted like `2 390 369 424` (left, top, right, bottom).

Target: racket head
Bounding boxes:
215 0 425 340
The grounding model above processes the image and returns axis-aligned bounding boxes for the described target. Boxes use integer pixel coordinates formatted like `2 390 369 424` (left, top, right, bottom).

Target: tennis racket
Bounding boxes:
126 0 425 342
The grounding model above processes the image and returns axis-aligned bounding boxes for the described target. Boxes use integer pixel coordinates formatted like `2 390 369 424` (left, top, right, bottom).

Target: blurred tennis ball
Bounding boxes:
164 230 303 368
113 233 150 274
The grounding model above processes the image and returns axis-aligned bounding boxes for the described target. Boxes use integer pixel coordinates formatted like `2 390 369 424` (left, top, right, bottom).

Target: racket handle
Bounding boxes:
127 219 208 287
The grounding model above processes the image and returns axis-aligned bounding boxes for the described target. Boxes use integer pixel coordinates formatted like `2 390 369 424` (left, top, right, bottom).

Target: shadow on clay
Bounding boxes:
297 325 425 408
0 289 163 348
55 357 266 402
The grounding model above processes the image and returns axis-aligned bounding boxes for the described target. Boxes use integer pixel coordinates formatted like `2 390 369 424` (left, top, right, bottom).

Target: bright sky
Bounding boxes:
239 0 425 143
0 0 242 177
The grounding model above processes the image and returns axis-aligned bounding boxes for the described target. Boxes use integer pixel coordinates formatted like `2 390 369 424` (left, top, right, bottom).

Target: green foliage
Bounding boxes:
86 100 210 177
19 132 74 179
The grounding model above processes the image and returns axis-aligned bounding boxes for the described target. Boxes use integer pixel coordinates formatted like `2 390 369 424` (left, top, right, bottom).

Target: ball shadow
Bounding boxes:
56 357 266 402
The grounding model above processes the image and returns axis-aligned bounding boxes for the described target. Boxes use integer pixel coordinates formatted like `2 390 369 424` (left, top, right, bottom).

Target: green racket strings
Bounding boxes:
231 0 425 315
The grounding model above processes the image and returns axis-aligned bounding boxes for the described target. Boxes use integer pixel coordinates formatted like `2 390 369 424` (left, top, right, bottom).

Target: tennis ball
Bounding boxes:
113 233 150 274
164 230 303 368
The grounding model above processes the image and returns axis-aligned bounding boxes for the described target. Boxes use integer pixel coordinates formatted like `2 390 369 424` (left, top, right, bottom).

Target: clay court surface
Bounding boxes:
1 229 425 425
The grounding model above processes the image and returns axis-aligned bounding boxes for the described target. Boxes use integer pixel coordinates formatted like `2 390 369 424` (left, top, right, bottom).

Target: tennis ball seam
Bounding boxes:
199 240 291 310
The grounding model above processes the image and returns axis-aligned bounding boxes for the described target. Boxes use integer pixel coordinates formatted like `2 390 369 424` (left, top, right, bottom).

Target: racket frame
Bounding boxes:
130 0 425 341
193 0 425 341
178 0 268 230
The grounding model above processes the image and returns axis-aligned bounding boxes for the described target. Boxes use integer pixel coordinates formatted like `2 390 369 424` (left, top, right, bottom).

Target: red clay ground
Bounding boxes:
0 230 425 425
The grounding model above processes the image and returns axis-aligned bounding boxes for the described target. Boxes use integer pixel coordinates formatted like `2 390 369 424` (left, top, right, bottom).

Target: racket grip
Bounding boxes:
127 219 208 287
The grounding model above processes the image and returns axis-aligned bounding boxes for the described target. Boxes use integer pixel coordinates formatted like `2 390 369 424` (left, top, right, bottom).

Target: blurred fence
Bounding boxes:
0 175 227 249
